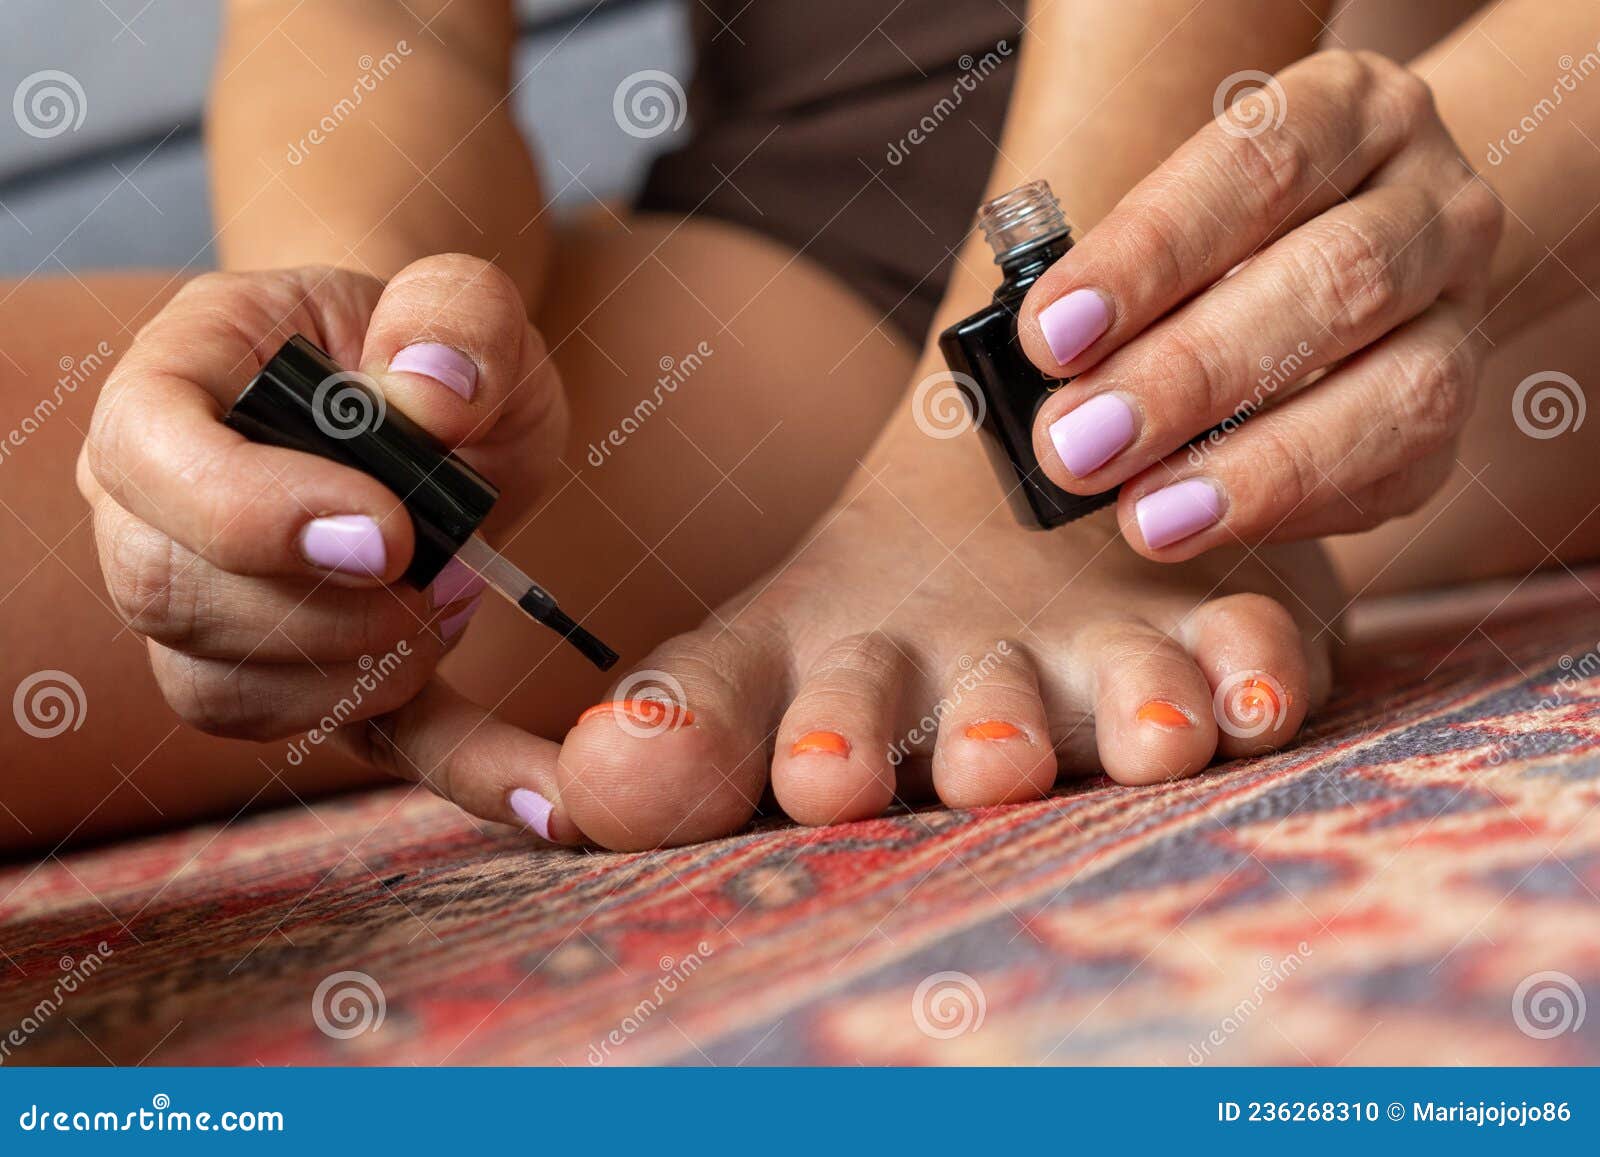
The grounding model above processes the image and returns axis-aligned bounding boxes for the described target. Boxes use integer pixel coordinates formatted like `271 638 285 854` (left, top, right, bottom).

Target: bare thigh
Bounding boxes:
0 217 913 852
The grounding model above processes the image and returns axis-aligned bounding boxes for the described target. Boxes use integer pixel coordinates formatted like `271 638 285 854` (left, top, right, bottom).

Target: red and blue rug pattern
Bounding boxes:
4 587 1600 1064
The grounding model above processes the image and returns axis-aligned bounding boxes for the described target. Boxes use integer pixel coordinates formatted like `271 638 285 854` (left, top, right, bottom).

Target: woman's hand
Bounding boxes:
1019 50 1503 558
77 254 579 838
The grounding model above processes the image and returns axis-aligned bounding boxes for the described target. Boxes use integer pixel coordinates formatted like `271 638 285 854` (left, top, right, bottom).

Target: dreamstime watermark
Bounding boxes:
912 971 986 1039
285 42 413 165
1188 941 1313 1064
1213 70 1287 139
1512 370 1585 440
13 70 86 139
1486 44 1600 166
0 340 115 468
311 369 386 440
593 669 691 739
910 369 985 440
0 943 113 1064
888 642 1012 766
885 42 1012 166
283 642 412 766
312 970 386 1039
586 942 714 1064
612 69 687 139
587 340 714 466
1212 670 1289 739
1485 641 1600 766
12 670 86 739
1511 970 1586 1039
1188 341 1313 466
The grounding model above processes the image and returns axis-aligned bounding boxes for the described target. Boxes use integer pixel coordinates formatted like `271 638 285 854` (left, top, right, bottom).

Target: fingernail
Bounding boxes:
964 720 1022 741
389 342 477 401
1136 700 1193 729
577 699 695 731
1136 479 1224 549
1048 393 1136 477
1038 288 1110 365
508 787 554 840
438 595 483 642
791 730 850 757
299 515 386 576
429 555 487 610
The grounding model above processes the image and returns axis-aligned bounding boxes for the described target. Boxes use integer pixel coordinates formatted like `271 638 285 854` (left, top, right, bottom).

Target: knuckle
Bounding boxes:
1237 422 1318 520
101 514 196 646
1113 206 1191 299
1452 176 1505 254
1394 335 1477 447
1299 219 1398 339
808 631 902 688
1145 322 1227 419
149 647 252 738
1219 124 1308 223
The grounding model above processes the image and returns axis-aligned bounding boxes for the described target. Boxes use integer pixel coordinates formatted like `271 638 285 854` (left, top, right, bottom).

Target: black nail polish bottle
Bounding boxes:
939 180 1116 529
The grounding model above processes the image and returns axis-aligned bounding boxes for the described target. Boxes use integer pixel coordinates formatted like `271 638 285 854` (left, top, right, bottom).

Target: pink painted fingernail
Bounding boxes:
1038 288 1110 365
299 515 386 576
389 342 477 401
429 555 487 610
508 787 554 840
1136 479 1224 548
1048 393 1136 476
439 595 483 642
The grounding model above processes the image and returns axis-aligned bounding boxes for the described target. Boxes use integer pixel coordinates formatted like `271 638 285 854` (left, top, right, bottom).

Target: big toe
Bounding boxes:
556 619 786 850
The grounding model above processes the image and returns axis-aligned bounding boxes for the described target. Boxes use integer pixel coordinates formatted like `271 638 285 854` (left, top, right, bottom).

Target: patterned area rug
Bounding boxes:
4 582 1600 1066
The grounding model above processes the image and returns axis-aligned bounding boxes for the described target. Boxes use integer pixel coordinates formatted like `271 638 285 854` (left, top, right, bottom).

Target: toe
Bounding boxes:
556 619 786 850
931 641 1057 808
770 632 906 826
1084 619 1219 785
1182 592 1312 759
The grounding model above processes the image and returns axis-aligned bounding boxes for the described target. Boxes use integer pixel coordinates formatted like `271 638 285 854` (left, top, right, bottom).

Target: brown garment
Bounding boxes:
636 1 1022 343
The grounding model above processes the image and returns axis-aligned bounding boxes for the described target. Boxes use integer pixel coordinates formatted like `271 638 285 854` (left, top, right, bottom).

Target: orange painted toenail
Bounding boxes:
791 730 850 758
1241 678 1282 716
964 720 1022 741
1136 700 1193 729
577 699 695 731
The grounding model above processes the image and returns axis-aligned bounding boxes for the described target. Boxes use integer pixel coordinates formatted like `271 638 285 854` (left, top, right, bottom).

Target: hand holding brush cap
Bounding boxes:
226 334 617 669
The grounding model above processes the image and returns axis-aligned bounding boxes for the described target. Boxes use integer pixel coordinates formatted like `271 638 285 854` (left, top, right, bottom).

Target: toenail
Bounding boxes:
964 720 1022 741
1136 699 1194 729
791 730 850 757
577 698 695 732
508 787 554 840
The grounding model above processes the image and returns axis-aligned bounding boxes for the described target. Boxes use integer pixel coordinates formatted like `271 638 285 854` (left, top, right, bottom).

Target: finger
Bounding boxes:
86 273 417 582
148 639 438 742
1262 453 1456 543
1017 51 1432 373
92 496 483 661
336 679 581 844
1114 302 1478 559
358 253 567 509
1033 182 1469 490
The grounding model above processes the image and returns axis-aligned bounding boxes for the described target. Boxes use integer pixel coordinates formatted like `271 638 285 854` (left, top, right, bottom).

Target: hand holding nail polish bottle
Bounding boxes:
939 180 1117 529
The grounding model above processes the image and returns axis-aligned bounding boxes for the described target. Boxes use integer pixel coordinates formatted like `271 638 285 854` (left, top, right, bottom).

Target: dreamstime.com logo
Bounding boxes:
13 70 86 139
1213 70 1287 139
12 670 86 739
0 942 113 1064
1212 671 1289 739
1512 970 1586 1039
1512 370 1585 440
911 370 985 439
602 670 691 738
312 370 387 440
613 69 687 139
587 942 715 1064
911 971 986 1039
312 970 386 1040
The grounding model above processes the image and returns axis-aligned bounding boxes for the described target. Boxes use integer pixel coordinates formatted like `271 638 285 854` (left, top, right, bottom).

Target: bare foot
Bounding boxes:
554 483 1338 851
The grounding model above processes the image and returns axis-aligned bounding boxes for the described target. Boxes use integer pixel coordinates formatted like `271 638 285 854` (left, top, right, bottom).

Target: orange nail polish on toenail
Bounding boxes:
1136 700 1193 729
791 730 850 757
964 720 1022 741
1241 678 1283 716
577 699 695 731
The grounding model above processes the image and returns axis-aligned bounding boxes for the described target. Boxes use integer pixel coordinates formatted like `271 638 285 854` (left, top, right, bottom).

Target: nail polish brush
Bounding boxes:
224 334 618 670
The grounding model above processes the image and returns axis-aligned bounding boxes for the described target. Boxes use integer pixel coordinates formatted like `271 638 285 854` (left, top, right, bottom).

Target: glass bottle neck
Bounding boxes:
995 234 1071 302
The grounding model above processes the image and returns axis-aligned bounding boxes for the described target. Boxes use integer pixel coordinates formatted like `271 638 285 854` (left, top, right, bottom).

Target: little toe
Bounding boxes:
556 619 787 850
1085 619 1219 785
1183 592 1313 760
931 641 1056 808
770 632 907 826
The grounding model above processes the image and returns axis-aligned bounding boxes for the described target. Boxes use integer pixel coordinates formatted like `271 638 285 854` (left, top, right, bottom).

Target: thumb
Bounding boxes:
334 677 585 845
358 253 568 514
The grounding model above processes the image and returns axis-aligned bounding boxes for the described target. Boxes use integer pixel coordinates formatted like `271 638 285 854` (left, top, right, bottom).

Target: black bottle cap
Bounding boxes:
224 335 498 587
